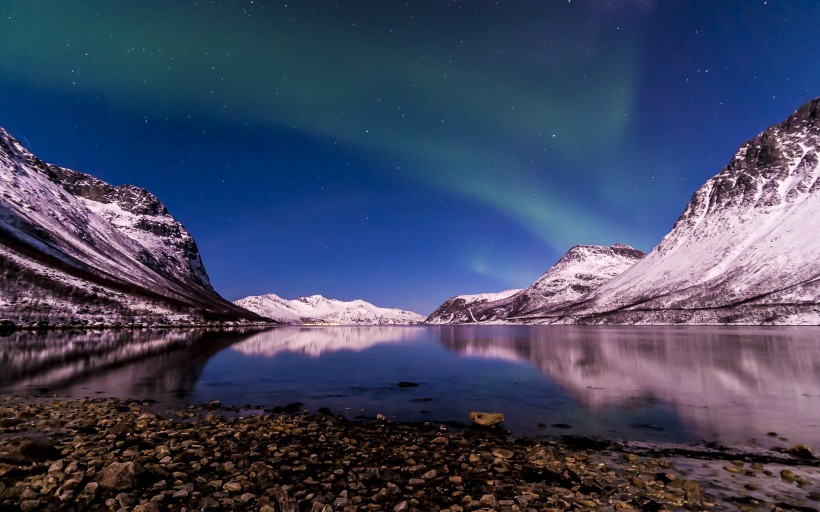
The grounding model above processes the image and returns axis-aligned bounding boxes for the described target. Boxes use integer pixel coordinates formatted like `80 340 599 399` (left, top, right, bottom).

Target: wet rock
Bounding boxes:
479 494 498 507
469 411 504 427
97 461 145 490
622 453 638 463
0 437 60 464
0 418 24 429
492 448 514 459
223 481 242 492
789 444 815 459
133 504 160 512
668 479 705 507
19 499 41 512
273 402 304 414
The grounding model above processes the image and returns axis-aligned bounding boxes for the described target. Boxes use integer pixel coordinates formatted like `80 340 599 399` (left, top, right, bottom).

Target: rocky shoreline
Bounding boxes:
0 397 817 511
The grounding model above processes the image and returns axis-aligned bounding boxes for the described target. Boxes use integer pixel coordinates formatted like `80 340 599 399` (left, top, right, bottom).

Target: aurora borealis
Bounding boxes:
1 1 818 313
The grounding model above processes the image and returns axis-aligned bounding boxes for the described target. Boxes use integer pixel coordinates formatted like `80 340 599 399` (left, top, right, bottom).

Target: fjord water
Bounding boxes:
1 326 818 450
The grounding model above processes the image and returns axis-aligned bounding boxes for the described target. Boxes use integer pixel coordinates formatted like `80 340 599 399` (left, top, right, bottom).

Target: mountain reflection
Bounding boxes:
437 326 820 442
231 326 425 357
0 329 259 400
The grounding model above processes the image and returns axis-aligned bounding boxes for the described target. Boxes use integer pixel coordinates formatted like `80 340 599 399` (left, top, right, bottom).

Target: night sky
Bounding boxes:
1 1 818 314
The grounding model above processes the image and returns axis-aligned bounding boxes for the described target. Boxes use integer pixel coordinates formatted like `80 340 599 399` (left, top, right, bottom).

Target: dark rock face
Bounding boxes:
0 126 263 326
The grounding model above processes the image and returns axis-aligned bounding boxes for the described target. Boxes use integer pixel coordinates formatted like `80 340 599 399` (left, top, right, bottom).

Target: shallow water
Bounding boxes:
1 325 818 450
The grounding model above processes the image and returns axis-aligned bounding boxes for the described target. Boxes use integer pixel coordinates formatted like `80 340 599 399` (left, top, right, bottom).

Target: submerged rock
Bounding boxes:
469 411 505 427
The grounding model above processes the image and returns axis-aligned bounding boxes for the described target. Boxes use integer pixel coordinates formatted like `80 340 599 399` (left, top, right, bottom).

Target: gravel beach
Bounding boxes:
0 396 817 511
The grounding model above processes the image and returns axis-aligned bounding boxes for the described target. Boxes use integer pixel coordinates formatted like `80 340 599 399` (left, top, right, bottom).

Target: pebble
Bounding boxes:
0 396 815 511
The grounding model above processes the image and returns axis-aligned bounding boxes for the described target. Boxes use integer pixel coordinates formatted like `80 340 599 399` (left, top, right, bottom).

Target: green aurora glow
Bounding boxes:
0 1 649 251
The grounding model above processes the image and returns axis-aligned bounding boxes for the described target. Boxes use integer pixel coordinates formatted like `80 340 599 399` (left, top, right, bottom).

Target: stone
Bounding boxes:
479 494 498 507
492 448 514 459
133 504 160 512
19 500 41 512
223 481 242 492
97 461 145 491
788 444 815 459
469 411 504 427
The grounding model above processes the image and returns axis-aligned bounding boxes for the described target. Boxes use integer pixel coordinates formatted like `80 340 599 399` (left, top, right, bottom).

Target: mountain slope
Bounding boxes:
426 289 521 324
427 244 644 323
235 293 424 325
542 98 820 324
0 126 264 326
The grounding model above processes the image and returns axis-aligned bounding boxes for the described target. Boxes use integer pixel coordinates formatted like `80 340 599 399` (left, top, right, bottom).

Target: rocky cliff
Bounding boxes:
0 127 264 327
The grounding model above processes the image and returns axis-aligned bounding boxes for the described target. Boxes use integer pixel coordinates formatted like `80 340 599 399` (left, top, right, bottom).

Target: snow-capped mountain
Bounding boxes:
426 289 521 324
428 98 820 325
0 126 263 326
426 244 644 323
546 97 820 324
235 293 425 325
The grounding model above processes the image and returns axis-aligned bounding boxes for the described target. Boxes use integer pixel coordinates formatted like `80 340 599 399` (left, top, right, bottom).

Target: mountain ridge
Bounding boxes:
0 126 264 327
236 292 425 325
427 244 645 323
428 98 820 325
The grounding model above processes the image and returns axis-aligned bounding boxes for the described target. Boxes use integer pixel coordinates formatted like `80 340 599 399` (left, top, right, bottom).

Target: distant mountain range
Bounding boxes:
0 127 264 327
429 97 820 325
235 293 424 325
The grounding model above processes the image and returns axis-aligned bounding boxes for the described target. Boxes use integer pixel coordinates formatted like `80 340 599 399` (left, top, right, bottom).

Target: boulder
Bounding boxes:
469 411 505 427
97 461 145 490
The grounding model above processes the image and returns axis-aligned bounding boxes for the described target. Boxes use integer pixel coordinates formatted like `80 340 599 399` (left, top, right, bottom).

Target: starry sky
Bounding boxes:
0 1 818 314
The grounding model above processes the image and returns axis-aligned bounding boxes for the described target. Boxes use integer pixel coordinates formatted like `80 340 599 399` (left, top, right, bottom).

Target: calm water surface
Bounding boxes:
1 325 818 450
